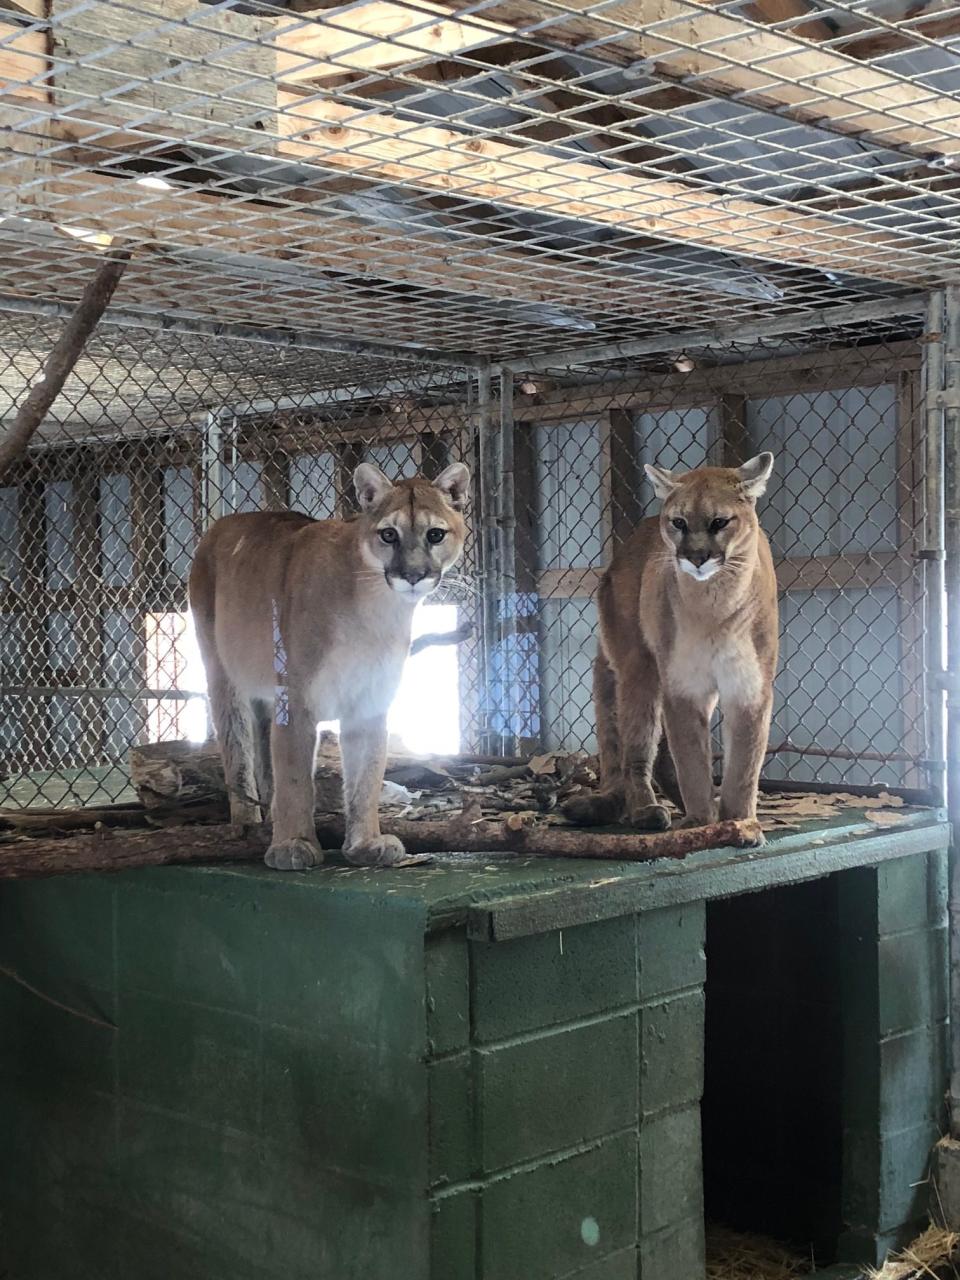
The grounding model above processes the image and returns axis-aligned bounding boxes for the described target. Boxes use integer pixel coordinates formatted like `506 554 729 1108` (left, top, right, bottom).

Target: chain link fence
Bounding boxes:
0 307 941 808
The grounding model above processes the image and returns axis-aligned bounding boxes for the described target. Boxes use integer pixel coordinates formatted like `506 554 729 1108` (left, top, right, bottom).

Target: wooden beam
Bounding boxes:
275 95 928 278
0 101 743 316
469 0 960 157
513 342 921 422
0 2 47 18
537 552 917 598
842 5 960 60
745 0 833 41
0 19 46 101
275 1 510 81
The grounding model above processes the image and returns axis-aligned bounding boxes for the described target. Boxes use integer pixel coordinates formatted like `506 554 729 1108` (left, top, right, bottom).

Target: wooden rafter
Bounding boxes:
275 1 510 81
280 0 960 159
274 94 938 278
470 0 960 156
9 158 714 317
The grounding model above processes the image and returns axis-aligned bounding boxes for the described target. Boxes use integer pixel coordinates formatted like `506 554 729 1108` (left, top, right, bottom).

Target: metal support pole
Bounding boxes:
0 293 478 371
498 369 518 756
200 410 226 529
476 366 500 756
923 292 946 805
943 283 960 1135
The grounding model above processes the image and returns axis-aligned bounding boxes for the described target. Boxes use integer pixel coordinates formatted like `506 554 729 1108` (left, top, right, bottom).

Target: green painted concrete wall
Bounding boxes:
0 847 949 1278
429 903 707 1280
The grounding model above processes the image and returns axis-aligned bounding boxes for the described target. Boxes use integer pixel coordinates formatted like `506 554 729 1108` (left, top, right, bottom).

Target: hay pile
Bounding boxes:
867 1226 960 1280
705 1227 810 1280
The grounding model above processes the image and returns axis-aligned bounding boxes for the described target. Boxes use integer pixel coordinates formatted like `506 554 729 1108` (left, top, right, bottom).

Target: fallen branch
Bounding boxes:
0 250 131 480
0 809 761 878
316 812 764 860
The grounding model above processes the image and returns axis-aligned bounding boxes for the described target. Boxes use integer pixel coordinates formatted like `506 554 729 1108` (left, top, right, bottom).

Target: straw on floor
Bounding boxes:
705 1227 810 1280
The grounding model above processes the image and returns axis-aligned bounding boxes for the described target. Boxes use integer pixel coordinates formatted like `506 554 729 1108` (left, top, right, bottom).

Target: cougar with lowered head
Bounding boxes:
564 454 778 840
188 461 470 871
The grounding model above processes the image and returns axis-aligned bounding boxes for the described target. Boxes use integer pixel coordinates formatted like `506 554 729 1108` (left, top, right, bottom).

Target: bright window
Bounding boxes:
144 612 209 743
166 603 462 754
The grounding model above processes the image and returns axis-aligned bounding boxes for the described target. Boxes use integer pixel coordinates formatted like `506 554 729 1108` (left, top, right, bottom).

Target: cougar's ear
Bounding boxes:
354 462 393 510
644 463 679 501
434 462 471 511
737 452 774 501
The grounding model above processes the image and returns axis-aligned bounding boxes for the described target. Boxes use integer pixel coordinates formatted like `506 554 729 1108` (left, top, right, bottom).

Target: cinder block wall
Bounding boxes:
0 853 949 1279
429 904 707 1279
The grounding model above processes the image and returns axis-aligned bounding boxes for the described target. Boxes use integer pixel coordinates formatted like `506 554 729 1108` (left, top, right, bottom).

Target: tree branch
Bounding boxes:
0 250 131 480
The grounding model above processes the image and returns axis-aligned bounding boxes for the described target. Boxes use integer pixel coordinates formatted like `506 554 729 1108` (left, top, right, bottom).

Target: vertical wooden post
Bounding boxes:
72 458 105 767
603 408 642 547
130 454 166 746
717 394 750 466
16 470 47 773
261 451 289 511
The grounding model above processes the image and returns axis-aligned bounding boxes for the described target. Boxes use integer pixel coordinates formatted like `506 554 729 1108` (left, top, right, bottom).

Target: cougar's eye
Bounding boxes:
379 527 399 545
426 528 446 545
671 517 687 532
709 517 731 534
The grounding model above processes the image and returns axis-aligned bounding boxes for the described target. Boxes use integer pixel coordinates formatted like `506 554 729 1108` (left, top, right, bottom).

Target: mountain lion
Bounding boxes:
189 461 470 871
564 454 777 840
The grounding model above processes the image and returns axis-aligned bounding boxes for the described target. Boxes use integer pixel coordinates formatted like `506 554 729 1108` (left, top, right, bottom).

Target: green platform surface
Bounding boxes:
184 805 949 939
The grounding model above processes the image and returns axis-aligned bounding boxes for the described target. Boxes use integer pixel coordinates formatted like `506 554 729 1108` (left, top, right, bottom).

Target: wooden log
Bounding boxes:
0 810 761 878
128 737 502 812
0 823 268 879
129 739 345 811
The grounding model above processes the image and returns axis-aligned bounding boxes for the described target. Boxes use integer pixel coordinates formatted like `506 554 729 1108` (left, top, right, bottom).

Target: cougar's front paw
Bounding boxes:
561 792 623 826
265 837 323 871
627 803 671 832
343 834 406 867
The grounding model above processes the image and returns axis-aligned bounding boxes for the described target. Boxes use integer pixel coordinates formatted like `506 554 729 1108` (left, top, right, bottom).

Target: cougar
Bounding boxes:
188 461 470 871
564 454 778 839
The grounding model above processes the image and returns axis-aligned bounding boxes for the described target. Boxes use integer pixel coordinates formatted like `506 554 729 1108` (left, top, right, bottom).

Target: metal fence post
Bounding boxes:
942 284 960 1135
498 368 518 756
923 292 946 804
201 410 226 529
476 365 500 755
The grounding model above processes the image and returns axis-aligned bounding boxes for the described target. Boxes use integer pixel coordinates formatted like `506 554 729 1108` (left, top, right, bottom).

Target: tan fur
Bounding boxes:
188 462 469 870
564 454 778 843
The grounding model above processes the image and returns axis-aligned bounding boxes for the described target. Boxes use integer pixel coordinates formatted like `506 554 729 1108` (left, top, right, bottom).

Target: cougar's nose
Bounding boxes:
687 550 710 568
403 568 429 584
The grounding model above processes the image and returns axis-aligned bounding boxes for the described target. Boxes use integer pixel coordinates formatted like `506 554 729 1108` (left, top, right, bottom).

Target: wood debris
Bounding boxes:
0 740 920 880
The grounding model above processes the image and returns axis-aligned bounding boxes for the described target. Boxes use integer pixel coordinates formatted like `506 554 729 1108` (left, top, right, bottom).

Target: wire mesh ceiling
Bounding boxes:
0 0 958 361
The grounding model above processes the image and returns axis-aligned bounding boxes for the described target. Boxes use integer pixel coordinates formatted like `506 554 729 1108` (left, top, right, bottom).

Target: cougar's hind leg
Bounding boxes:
616 652 671 832
562 650 626 826
267 693 322 871
252 697 274 821
653 731 683 811
206 663 261 827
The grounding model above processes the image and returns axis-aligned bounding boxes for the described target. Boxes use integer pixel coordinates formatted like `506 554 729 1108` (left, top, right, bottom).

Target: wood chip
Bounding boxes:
864 810 907 827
